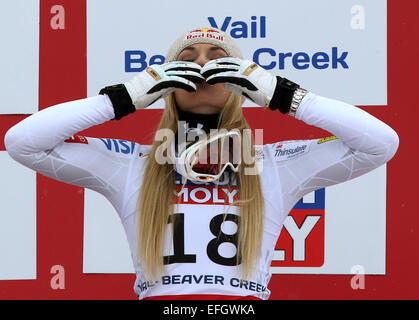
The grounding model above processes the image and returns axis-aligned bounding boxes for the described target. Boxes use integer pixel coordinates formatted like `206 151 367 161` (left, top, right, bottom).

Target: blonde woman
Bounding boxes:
4 27 399 300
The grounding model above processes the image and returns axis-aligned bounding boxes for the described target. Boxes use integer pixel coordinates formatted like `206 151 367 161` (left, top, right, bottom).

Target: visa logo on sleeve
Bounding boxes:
99 138 136 155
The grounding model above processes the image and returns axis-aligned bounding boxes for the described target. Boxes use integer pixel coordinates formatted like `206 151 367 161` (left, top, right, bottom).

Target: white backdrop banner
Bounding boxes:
87 0 387 107
0 152 37 280
0 0 39 114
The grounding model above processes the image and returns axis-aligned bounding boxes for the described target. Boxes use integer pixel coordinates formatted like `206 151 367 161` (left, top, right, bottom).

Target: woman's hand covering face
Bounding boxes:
124 61 205 109
124 56 282 111
200 57 278 107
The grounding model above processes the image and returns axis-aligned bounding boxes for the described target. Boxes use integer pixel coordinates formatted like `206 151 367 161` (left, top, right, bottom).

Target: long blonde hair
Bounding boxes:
136 93 264 279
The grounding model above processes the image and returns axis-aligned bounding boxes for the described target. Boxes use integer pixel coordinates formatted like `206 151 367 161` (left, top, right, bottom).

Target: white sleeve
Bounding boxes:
271 92 399 213
4 95 137 214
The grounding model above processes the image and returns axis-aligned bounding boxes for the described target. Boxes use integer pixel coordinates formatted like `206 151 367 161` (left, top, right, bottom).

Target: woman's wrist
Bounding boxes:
288 88 308 117
267 76 300 113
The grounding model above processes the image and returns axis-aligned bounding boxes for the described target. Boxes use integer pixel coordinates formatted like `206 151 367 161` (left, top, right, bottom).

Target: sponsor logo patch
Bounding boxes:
64 135 88 144
317 136 338 144
185 28 224 41
190 28 220 33
255 146 264 159
273 141 310 161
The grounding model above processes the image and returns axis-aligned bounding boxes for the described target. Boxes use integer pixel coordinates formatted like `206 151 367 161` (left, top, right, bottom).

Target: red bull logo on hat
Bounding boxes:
190 28 220 33
186 28 224 41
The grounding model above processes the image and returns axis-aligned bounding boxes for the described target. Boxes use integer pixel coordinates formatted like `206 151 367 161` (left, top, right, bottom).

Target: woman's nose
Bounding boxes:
194 54 210 67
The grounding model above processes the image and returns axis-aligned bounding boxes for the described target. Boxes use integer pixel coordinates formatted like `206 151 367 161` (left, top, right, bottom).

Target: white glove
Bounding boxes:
124 61 205 109
200 57 277 107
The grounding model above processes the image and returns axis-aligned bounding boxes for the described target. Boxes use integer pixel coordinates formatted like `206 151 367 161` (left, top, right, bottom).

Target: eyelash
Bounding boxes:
181 56 226 63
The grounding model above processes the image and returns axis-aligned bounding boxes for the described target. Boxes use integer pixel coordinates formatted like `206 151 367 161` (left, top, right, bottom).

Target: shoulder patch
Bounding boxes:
317 136 338 144
272 141 310 161
64 135 88 144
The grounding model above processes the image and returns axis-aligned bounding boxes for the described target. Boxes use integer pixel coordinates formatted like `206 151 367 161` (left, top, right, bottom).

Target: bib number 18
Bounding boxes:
163 213 241 266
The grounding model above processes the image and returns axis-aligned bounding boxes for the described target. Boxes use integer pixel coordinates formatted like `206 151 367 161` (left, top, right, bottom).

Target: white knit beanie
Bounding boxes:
165 27 243 62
